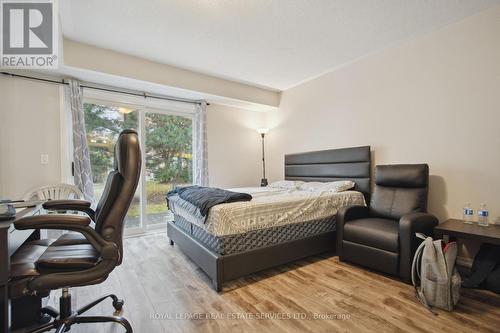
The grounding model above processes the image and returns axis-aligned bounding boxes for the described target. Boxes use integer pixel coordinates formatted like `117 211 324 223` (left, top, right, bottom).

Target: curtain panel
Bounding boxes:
67 80 95 201
193 101 209 186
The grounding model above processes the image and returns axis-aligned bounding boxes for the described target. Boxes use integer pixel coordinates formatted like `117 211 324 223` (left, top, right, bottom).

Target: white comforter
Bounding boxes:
169 187 366 237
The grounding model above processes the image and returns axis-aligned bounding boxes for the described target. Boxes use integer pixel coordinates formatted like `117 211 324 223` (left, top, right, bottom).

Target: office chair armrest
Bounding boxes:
15 214 92 228
14 215 121 293
43 200 96 220
27 242 120 293
14 215 107 251
336 205 370 258
399 212 439 282
43 199 92 209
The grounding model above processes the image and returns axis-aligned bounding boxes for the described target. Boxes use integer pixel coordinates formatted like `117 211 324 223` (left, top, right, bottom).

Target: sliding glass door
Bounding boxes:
83 101 193 235
143 111 193 229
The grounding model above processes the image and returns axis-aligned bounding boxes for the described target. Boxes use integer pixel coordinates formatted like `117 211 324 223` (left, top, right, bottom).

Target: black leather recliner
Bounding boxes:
10 129 141 333
336 164 438 283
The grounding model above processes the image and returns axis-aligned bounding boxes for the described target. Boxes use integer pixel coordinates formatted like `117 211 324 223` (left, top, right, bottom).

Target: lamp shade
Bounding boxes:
256 128 269 134
118 107 134 114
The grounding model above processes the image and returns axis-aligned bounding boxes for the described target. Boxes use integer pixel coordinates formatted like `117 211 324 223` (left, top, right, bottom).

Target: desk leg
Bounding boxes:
434 228 448 241
0 228 9 333
434 230 454 244
0 285 7 333
434 229 441 239
11 296 43 330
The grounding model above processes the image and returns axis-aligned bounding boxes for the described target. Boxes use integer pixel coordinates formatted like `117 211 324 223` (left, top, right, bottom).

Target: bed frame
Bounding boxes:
167 145 371 291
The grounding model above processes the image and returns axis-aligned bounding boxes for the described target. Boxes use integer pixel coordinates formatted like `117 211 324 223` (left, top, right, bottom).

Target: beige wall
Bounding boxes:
266 6 500 225
0 77 62 199
0 76 262 198
207 104 265 188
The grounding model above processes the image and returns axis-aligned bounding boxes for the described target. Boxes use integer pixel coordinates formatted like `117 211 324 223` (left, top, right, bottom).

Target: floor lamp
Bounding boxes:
256 128 269 186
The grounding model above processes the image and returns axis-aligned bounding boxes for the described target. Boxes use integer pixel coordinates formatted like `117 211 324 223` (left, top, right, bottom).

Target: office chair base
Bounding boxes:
25 289 133 333
53 315 133 333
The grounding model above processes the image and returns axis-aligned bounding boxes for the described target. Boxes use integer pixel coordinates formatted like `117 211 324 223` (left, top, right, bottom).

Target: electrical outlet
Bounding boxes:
41 154 49 164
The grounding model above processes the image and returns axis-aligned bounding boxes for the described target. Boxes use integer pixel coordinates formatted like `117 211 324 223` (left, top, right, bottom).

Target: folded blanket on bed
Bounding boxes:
167 186 252 217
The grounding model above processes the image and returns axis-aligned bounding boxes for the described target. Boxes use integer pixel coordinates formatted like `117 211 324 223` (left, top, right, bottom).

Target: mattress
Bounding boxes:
168 186 365 237
173 214 336 255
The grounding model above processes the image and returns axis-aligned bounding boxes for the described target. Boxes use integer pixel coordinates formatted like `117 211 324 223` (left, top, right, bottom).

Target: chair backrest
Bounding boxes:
24 184 84 201
94 129 141 264
370 164 429 220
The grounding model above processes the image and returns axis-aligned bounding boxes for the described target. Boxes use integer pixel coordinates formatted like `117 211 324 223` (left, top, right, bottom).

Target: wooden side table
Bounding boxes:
434 219 500 245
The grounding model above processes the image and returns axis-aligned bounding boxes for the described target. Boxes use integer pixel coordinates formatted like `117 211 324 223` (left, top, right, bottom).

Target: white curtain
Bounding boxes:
193 101 209 186
66 80 95 201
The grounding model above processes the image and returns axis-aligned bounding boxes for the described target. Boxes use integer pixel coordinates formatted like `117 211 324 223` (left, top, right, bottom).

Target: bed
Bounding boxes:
166 145 371 291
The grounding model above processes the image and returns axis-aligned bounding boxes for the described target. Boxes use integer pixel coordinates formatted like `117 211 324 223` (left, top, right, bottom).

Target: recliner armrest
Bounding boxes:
399 212 438 235
399 212 439 282
337 205 370 224
42 199 95 220
336 205 370 258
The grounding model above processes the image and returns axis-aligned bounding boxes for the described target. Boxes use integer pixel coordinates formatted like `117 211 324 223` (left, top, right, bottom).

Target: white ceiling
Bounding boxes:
60 0 500 91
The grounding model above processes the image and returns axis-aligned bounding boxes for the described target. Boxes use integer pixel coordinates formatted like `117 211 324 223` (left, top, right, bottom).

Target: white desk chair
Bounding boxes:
23 184 84 201
23 184 85 240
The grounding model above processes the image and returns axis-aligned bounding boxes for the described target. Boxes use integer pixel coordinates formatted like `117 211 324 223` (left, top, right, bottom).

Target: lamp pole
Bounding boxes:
260 132 267 187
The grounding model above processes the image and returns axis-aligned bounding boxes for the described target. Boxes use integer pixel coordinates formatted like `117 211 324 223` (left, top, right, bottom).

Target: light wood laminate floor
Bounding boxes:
47 233 500 333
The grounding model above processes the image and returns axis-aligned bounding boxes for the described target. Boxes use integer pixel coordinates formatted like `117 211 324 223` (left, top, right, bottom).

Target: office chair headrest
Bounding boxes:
114 129 140 177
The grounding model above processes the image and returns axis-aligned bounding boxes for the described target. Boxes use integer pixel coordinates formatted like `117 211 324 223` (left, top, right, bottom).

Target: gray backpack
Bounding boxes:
411 233 461 312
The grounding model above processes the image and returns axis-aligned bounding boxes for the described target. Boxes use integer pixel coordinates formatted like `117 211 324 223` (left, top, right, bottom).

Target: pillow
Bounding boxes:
298 182 325 192
299 180 355 193
269 180 303 190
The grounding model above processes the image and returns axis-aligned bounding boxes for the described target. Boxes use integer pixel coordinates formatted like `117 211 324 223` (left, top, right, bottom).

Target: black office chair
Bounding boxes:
336 164 438 283
10 129 141 333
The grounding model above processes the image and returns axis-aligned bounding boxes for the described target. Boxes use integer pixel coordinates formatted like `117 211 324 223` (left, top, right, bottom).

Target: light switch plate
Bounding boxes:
41 154 49 164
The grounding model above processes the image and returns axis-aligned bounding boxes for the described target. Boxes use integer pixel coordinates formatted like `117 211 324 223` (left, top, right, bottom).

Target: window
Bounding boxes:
82 95 194 235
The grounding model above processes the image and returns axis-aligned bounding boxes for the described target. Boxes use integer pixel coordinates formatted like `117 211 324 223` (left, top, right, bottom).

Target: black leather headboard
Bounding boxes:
284 146 371 199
